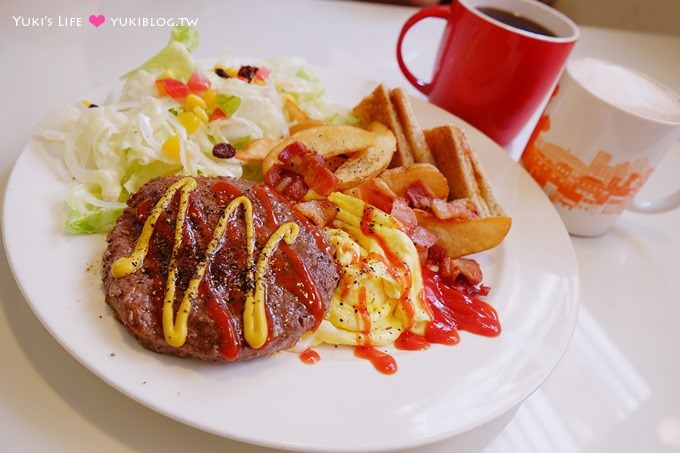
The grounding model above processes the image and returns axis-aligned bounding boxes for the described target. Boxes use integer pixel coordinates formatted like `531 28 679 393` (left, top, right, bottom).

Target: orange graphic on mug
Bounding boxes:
522 113 654 214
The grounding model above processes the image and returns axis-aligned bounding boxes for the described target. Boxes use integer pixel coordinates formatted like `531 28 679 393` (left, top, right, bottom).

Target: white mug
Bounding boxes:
521 57 680 236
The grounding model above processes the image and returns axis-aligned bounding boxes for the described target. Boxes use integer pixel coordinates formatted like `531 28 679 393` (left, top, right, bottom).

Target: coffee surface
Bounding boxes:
570 58 680 123
477 7 556 37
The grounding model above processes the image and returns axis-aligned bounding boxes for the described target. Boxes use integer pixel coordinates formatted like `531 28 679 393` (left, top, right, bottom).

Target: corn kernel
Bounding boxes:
193 106 209 123
202 90 217 109
162 135 181 160
184 93 206 111
177 111 201 134
213 65 239 79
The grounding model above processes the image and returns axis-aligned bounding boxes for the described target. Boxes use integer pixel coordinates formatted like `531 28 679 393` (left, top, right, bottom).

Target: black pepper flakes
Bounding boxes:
212 143 236 159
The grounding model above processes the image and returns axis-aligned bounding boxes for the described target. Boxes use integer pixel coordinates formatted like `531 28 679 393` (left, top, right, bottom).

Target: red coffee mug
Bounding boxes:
397 0 579 146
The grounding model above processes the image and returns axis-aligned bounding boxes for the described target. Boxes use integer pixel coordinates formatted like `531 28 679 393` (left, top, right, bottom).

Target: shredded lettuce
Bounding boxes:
37 26 347 235
65 185 125 234
215 94 241 116
261 56 352 124
170 25 199 52
122 25 198 81
263 56 326 117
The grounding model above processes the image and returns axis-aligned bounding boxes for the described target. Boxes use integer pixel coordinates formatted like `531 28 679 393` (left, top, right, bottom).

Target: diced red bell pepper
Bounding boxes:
155 79 169 97
187 71 211 94
208 108 227 122
157 78 190 100
256 66 270 79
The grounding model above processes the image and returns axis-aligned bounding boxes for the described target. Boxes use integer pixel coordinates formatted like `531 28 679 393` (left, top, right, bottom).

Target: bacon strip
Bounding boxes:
430 198 479 220
294 200 338 226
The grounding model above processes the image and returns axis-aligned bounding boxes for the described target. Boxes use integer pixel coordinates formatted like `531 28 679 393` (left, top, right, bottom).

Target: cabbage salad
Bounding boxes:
37 26 342 234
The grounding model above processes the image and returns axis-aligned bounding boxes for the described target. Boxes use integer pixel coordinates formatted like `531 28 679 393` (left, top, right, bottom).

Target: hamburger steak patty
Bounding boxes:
102 176 339 361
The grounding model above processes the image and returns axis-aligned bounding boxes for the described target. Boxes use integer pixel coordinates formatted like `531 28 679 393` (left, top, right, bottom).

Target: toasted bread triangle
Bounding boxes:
467 144 506 216
424 125 505 218
352 84 414 167
389 88 435 165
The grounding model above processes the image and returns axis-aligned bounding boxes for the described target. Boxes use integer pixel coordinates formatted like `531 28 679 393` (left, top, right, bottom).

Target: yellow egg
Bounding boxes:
308 193 430 347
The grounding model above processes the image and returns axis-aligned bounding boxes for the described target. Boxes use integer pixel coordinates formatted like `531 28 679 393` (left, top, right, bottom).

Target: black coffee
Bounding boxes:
477 7 557 37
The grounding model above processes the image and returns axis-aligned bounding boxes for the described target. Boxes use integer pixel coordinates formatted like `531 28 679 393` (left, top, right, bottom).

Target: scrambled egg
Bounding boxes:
301 192 430 347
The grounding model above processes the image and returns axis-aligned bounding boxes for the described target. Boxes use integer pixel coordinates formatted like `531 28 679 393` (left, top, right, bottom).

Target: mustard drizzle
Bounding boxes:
110 177 300 350
244 222 300 349
111 177 197 278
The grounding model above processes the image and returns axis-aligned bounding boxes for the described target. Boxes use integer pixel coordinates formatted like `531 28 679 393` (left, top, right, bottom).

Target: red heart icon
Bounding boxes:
89 14 105 28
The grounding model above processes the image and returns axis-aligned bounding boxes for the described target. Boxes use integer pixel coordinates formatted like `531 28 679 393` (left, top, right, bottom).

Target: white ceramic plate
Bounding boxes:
2 69 579 452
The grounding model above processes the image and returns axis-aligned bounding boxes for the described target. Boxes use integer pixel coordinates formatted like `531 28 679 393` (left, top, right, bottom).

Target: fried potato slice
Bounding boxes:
289 119 327 135
262 123 395 189
236 138 280 164
352 84 414 167
262 125 377 174
415 210 511 258
334 122 396 189
284 97 311 123
378 163 449 200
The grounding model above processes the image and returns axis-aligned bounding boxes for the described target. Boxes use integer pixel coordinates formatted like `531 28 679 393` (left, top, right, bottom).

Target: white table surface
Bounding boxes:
1 0 679 452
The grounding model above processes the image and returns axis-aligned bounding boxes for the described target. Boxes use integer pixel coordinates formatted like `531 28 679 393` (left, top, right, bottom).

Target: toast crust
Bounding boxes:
352 84 414 167
424 124 507 217
389 88 435 165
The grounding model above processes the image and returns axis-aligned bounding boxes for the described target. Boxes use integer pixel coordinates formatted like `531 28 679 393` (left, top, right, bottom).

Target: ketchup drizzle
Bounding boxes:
299 348 321 364
281 244 325 329
354 346 397 375
394 331 430 351
200 280 241 360
253 185 325 330
359 207 415 328
422 267 501 338
253 185 278 228
355 286 372 344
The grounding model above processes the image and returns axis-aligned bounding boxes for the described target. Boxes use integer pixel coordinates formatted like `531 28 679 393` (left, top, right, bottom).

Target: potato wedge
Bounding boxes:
284 97 311 123
415 209 511 258
289 119 327 135
378 163 449 199
262 124 380 177
236 138 280 164
334 122 396 189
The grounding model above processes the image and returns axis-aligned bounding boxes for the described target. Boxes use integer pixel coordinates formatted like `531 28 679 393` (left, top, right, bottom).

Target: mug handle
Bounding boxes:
628 140 680 213
396 5 450 96
628 189 680 213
